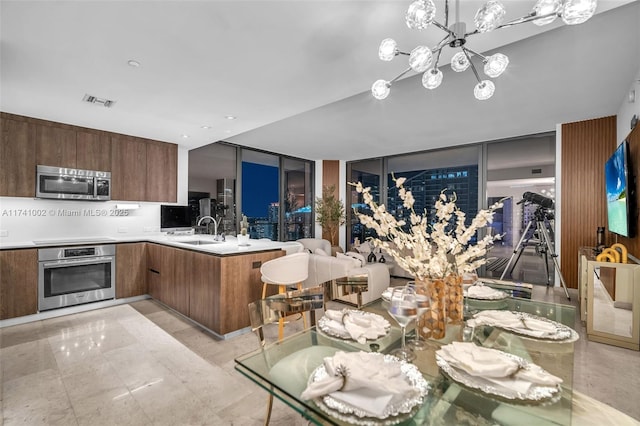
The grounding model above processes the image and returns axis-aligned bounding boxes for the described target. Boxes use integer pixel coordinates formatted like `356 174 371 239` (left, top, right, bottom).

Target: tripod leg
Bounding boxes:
538 222 551 287
508 246 527 277
500 220 534 280
538 222 570 300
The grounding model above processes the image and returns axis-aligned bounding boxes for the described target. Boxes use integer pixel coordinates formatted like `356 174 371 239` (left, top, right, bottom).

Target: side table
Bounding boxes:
334 274 369 308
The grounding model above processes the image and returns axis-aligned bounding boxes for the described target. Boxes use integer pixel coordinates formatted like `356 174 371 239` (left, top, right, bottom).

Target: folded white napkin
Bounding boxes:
467 310 559 338
323 309 388 344
437 342 562 394
300 351 419 417
381 287 394 301
466 283 507 299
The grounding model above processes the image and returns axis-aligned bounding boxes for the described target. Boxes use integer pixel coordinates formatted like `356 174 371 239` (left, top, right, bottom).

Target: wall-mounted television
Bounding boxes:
160 205 192 232
605 141 634 237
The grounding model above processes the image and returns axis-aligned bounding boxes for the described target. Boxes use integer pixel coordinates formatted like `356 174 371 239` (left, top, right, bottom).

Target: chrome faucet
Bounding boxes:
197 215 222 239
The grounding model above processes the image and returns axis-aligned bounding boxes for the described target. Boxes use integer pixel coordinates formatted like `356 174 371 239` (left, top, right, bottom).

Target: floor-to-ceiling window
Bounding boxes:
347 158 383 249
346 134 556 285
282 158 313 240
188 142 314 242
241 150 280 240
484 134 556 285
188 142 237 235
387 146 480 237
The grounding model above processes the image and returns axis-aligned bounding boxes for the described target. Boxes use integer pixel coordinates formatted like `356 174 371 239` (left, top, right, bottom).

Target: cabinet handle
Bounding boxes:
149 268 160 274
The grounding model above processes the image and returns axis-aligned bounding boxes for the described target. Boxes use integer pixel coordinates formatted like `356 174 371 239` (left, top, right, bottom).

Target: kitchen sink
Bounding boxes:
179 240 222 246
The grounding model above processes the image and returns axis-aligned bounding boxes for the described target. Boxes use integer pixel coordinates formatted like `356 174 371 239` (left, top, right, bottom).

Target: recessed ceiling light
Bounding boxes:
127 60 141 67
181 134 189 139
225 115 236 120
225 130 232 134
201 125 212 129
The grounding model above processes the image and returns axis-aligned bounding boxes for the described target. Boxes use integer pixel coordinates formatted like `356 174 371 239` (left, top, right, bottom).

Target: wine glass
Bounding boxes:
388 287 418 362
407 281 430 350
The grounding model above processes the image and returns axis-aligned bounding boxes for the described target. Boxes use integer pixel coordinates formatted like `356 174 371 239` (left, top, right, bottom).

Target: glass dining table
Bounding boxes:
234 292 577 425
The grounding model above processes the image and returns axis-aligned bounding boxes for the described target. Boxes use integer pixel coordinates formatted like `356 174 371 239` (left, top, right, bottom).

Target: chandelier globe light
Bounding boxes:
371 0 598 101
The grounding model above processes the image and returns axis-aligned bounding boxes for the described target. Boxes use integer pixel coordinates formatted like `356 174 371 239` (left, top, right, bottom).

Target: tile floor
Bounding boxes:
1 284 639 425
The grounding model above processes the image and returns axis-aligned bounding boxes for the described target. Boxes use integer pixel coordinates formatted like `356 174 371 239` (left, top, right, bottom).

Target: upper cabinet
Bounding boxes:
35 124 77 168
35 123 112 171
111 136 177 202
0 113 177 202
0 116 36 197
146 140 177 202
111 135 148 201
76 130 111 171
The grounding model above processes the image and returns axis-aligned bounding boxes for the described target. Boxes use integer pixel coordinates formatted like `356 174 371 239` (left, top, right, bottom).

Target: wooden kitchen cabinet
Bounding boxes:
116 243 147 299
76 130 111 171
146 243 165 301
171 247 191 316
145 243 191 315
110 135 147 201
35 123 77 168
0 116 36 197
0 249 38 320
146 141 177 202
188 251 220 331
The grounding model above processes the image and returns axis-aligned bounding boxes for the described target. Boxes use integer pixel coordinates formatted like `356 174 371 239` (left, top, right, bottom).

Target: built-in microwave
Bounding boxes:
36 165 111 201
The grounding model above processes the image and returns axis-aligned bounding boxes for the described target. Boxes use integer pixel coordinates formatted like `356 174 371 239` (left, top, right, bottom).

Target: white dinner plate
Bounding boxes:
308 353 430 425
317 310 390 341
436 350 562 403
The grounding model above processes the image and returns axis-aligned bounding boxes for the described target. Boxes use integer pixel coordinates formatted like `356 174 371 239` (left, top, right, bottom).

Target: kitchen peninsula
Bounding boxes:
0 235 302 338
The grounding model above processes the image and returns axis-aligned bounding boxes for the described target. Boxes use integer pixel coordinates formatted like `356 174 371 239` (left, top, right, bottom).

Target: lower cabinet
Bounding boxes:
146 243 188 317
145 243 284 335
116 243 147 299
0 249 38 320
189 251 220 331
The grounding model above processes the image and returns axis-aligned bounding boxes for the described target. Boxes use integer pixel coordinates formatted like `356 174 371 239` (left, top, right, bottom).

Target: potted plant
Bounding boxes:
315 184 346 248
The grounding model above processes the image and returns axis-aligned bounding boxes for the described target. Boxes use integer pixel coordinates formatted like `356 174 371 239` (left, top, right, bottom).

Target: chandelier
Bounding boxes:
372 0 598 101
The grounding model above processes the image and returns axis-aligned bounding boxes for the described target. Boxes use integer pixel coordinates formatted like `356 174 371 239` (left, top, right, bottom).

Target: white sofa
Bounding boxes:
296 238 390 306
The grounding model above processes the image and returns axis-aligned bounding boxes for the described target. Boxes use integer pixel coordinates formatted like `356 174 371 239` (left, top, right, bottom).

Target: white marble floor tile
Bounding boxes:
0 339 57 382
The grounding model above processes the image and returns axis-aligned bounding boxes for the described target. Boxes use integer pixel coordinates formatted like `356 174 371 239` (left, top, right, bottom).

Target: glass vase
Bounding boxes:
446 273 464 323
416 277 447 340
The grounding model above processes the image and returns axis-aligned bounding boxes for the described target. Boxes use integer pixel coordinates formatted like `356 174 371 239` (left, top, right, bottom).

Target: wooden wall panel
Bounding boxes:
561 116 616 289
321 160 340 243
616 124 640 262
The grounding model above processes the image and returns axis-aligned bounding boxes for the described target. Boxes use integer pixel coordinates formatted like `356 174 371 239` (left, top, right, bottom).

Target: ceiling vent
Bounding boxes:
82 94 115 108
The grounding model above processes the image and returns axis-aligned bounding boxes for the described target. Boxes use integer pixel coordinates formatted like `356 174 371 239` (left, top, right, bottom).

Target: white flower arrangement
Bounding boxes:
351 177 503 280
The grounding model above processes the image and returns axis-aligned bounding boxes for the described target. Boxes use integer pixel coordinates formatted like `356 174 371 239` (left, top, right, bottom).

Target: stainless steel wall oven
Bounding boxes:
38 245 115 311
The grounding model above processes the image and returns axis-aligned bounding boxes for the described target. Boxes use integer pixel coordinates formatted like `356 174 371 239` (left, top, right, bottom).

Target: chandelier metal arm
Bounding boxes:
389 67 413 84
433 47 444 70
433 34 451 53
462 47 482 84
463 47 487 62
433 20 456 37
496 11 559 30
444 0 449 28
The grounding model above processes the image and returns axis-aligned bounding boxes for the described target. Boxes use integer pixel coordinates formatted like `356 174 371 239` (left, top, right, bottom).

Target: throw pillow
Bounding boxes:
314 248 329 256
336 252 361 269
345 251 366 267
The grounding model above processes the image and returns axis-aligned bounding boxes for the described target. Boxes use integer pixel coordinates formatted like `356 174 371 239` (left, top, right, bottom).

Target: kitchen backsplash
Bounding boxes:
0 197 161 243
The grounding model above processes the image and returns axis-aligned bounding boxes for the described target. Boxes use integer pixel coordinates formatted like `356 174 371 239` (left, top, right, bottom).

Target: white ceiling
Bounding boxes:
2 1 639 162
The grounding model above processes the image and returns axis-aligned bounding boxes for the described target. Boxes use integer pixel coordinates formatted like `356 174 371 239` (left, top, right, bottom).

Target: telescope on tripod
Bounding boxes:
500 192 570 300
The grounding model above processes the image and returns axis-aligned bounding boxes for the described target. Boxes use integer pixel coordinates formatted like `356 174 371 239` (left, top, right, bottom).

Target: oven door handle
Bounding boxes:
41 256 114 268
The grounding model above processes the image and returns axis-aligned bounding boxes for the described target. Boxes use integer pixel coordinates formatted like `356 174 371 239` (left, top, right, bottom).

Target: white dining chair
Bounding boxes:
259 252 310 339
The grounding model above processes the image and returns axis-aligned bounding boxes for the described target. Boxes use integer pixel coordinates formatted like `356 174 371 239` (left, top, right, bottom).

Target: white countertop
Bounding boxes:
0 233 304 256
